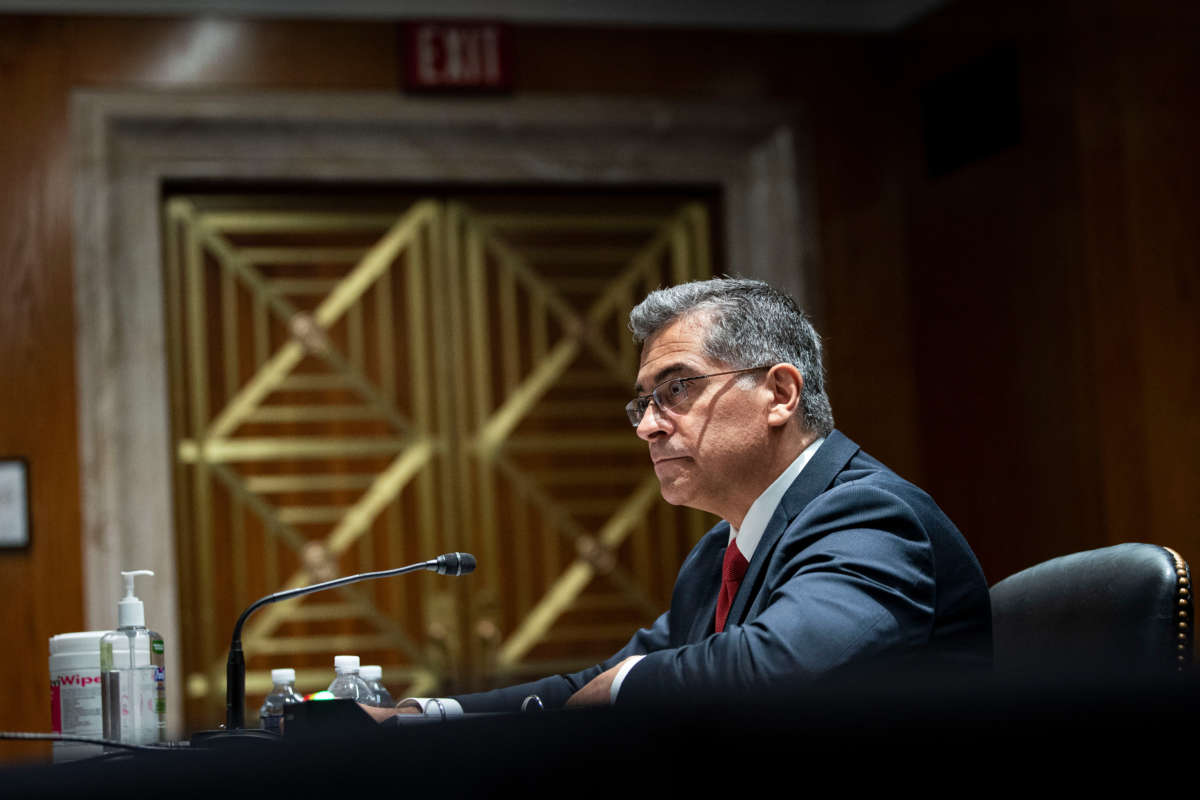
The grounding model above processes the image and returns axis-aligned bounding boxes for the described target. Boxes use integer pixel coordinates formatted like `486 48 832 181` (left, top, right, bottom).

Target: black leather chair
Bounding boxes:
990 543 1193 676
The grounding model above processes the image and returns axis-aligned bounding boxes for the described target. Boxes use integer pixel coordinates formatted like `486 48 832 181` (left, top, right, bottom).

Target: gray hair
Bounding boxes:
628 277 834 436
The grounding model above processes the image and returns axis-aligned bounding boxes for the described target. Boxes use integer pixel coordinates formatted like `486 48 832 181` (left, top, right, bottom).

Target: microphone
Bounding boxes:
218 553 476 734
433 552 476 576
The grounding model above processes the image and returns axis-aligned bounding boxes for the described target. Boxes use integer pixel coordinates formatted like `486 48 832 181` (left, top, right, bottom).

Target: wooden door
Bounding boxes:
163 189 718 729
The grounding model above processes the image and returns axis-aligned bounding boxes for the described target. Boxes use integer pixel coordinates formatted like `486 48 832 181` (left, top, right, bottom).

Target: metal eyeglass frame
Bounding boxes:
625 366 771 427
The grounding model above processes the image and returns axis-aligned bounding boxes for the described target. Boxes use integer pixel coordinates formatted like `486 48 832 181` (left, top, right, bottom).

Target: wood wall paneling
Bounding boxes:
808 39 926 484
1112 2 1200 560
904 29 1107 581
1069 7 1155 557
897 0 1199 581
0 17 80 763
62 16 399 89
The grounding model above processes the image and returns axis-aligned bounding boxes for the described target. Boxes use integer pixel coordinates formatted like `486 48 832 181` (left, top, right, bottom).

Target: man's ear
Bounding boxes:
765 364 803 427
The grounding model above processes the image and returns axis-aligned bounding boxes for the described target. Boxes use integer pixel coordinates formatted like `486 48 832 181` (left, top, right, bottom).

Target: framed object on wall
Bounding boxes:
0 458 30 551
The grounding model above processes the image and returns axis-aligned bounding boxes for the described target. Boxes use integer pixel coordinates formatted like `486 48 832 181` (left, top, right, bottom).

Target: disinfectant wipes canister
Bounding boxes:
49 631 107 762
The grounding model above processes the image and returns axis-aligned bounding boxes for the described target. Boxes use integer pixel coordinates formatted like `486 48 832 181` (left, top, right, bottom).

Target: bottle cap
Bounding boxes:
333 655 360 671
117 570 154 628
360 665 382 682
271 668 296 683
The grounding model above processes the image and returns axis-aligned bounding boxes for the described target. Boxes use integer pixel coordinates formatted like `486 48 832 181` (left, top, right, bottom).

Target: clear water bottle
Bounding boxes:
327 655 373 702
359 665 394 708
259 668 304 733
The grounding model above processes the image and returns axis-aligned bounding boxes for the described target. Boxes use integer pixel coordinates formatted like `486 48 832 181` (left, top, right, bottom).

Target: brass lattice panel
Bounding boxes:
163 191 717 729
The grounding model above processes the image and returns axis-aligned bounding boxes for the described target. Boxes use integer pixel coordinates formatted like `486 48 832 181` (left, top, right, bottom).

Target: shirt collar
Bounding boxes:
728 437 825 561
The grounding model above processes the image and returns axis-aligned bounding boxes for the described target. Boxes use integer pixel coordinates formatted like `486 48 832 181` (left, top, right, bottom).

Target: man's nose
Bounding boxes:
635 400 670 441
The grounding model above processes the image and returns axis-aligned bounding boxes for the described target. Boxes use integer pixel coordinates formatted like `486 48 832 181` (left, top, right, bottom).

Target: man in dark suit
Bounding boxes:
379 277 990 717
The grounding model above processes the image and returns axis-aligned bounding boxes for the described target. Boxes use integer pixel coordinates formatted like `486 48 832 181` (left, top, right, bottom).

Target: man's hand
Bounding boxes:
359 702 422 723
565 656 639 708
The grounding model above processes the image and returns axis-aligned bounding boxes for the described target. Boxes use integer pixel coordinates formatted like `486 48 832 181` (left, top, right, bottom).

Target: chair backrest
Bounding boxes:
989 543 1193 676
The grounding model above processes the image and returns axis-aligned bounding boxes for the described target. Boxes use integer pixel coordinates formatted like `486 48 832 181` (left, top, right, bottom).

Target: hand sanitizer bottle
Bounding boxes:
100 570 166 746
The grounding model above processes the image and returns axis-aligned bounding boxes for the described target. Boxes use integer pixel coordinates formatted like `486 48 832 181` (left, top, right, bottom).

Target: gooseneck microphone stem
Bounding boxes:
225 553 475 731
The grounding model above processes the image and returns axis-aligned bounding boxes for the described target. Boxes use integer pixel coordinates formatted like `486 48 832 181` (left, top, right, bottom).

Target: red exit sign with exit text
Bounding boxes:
402 22 513 92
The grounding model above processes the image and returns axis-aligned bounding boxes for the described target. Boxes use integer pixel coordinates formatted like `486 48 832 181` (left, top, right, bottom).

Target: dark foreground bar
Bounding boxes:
4 672 1196 796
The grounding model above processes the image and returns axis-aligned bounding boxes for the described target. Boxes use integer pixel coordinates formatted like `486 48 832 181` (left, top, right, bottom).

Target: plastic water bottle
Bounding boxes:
359 665 394 708
326 655 372 702
259 668 304 733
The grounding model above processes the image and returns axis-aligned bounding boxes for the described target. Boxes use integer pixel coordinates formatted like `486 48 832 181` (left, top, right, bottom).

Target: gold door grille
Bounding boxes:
163 191 717 729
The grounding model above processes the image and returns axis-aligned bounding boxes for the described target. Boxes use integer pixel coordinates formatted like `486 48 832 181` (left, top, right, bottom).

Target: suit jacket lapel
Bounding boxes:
725 430 861 628
684 522 729 644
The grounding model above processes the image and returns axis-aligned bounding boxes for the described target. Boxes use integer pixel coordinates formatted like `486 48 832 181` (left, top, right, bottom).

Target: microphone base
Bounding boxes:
190 728 282 749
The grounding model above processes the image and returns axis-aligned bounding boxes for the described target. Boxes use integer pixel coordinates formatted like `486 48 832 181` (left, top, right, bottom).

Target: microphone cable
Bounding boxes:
0 731 195 752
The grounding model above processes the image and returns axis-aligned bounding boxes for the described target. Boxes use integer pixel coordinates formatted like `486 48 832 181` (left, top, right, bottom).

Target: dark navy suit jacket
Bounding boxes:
454 430 991 712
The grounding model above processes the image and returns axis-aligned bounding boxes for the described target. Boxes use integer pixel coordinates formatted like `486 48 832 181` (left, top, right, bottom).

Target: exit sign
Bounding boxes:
402 22 513 92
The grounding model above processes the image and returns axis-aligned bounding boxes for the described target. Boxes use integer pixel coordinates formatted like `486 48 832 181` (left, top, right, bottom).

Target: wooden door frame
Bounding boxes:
71 89 820 733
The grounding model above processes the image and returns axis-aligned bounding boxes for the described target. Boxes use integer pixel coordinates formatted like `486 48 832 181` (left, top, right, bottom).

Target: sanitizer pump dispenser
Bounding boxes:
100 570 166 745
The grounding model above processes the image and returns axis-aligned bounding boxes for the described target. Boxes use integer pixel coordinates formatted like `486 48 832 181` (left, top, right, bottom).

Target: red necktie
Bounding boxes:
714 539 749 633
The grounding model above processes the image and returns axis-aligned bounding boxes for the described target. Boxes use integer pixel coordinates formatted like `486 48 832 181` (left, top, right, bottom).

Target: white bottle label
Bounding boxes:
50 670 103 735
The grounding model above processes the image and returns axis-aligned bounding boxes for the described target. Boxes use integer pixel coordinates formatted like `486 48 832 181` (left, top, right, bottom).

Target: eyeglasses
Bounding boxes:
625 366 771 427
